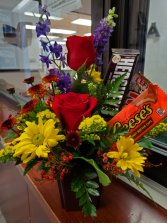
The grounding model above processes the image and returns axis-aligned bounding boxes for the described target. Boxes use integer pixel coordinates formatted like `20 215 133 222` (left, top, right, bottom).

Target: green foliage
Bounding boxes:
23 159 38 176
71 79 81 92
137 137 153 149
76 83 89 94
122 171 156 204
37 162 50 173
94 73 126 117
70 70 77 82
77 60 87 81
28 111 36 117
73 157 111 186
71 170 98 217
0 131 15 143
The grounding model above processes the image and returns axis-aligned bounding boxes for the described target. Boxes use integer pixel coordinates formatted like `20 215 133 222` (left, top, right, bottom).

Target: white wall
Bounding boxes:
144 0 167 93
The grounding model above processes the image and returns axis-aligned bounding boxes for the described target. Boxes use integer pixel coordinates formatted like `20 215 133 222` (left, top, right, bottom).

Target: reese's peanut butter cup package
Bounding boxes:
104 49 140 110
124 72 151 106
108 84 167 142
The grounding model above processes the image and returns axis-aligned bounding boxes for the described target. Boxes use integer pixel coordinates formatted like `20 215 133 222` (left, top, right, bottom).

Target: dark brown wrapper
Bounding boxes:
104 49 140 111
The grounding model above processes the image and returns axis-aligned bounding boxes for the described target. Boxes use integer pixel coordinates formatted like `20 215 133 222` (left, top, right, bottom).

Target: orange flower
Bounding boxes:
42 74 60 84
20 98 39 115
0 116 17 132
27 84 47 98
23 76 35 84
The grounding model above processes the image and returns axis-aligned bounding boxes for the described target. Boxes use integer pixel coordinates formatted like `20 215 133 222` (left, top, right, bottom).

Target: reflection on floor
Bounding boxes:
0 209 7 223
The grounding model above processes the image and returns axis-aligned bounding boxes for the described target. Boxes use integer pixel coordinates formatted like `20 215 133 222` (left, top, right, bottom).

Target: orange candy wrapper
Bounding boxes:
108 84 167 142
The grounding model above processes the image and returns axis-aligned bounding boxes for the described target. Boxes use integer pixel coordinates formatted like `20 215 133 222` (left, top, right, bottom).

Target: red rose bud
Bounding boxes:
15 133 19 138
66 36 96 71
16 129 21 133
103 153 107 158
103 157 108 163
60 176 63 180
25 114 29 118
103 165 107 170
160 163 163 166
106 164 110 169
49 176 54 180
23 76 35 84
52 92 97 131
6 88 15 94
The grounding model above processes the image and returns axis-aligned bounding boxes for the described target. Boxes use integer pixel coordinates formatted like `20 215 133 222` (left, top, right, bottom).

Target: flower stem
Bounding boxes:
51 83 55 97
12 94 20 105
11 128 17 133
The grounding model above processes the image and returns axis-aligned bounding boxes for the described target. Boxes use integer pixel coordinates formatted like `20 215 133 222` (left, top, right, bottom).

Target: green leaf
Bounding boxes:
71 79 81 93
79 193 88 206
108 92 122 98
71 176 84 192
76 83 89 94
1 131 15 143
70 70 77 82
76 186 86 198
23 159 38 176
138 137 153 149
37 163 43 172
84 172 97 180
103 99 120 105
111 73 127 92
102 83 107 98
15 159 22 165
74 157 111 186
83 201 97 217
86 181 99 188
77 60 87 81
101 109 118 116
87 188 100 196
28 111 36 117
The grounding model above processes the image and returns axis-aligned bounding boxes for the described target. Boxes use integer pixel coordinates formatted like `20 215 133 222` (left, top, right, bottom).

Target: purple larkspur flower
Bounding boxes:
39 5 50 18
59 54 68 68
40 55 52 68
57 73 72 94
93 17 113 70
36 19 51 37
40 39 48 51
49 42 62 58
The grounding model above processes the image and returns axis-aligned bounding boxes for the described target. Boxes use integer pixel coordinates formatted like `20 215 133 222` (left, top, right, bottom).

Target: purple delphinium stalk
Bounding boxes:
93 18 113 70
59 54 68 68
49 42 62 58
40 55 52 68
38 5 50 18
36 19 51 37
57 73 72 94
40 39 48 51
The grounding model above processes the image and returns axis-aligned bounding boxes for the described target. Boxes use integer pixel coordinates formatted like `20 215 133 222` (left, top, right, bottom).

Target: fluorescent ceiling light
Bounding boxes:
24 12 34 16
51 29 76 34
84 33 91 36
71 19 91 26
57 42 66 45
25 25 36 30
63 38 67 41
40 35 59 39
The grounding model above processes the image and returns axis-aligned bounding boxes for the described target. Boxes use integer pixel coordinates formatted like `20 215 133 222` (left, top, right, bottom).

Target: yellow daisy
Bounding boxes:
13 117 65 163
107 136 146 177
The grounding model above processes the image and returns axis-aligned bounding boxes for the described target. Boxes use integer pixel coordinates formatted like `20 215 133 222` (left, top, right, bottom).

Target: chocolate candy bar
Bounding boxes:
104 49 140 110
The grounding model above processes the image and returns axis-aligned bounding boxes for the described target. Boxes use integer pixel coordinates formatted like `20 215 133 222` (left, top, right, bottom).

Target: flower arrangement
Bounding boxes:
0 6 162 217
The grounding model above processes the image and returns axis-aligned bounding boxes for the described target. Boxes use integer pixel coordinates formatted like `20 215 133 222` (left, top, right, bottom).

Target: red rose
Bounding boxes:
52 92 97 131
66 35 96 71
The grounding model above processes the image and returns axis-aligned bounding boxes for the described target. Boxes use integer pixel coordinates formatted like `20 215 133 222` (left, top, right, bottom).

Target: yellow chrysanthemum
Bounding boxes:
13 117 65 163
107 136 146 177
88 66 102 84
148 122 167 138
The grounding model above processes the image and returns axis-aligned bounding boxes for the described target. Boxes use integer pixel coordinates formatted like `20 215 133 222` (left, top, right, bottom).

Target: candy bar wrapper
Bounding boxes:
108 84 167 142
124 72 151 106
104 49 140 110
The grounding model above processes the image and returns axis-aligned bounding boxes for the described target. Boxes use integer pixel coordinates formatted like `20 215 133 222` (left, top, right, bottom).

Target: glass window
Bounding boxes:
0 0 91 96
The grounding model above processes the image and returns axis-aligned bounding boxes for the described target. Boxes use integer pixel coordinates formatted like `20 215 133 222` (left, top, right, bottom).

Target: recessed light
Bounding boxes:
71 19 91 26
51 29 76 34
84 33 92 36
63 38 67 41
